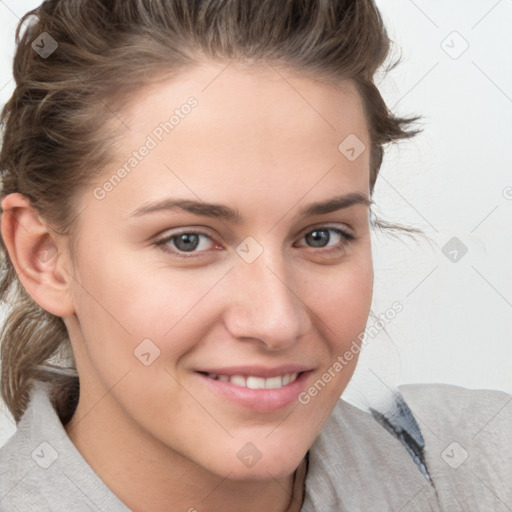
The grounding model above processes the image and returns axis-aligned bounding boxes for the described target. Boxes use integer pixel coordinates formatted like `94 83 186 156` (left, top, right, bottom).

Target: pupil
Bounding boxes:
307 230 329 247
175 233 199 252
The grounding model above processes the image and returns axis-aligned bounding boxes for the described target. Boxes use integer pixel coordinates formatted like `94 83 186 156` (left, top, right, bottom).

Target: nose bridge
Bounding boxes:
225 246 310 348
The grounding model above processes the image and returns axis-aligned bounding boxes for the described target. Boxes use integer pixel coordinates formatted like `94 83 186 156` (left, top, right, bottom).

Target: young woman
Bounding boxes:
0 1 510 510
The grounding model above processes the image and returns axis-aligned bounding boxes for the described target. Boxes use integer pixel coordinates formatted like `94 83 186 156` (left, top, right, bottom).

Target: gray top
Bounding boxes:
0 380 510 511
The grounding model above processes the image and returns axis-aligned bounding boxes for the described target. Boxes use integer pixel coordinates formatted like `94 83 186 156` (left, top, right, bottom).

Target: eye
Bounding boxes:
154 225 355 259
154 230 218 257
295 226 355 253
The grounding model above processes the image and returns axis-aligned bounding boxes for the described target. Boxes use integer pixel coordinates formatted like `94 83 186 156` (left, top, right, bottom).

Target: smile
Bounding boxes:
196 369 312 412
204 372 300 389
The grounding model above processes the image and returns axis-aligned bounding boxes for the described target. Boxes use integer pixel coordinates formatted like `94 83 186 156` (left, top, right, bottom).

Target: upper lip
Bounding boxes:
196 365 313 378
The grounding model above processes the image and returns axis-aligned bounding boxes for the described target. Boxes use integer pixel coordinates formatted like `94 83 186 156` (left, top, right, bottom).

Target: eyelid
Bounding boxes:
154 225 216 243
296 222 355 239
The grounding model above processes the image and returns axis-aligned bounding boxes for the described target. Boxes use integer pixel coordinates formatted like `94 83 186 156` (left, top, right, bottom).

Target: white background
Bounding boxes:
0 0 511 446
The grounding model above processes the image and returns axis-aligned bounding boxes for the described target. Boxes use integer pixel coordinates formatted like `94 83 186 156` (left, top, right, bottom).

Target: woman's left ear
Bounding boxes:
0 192 76 317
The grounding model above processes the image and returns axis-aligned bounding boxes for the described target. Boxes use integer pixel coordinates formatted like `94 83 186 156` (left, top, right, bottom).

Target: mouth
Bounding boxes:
195 369 313 413
198 371 301 389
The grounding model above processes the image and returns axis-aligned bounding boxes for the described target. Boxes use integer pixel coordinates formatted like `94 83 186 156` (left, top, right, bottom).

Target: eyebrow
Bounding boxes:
130 192 373 222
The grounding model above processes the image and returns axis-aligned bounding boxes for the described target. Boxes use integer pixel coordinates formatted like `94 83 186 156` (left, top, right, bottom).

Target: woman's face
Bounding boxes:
64 61 374 480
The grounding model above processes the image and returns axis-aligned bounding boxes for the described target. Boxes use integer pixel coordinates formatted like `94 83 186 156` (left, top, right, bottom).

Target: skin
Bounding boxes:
1 61 374 511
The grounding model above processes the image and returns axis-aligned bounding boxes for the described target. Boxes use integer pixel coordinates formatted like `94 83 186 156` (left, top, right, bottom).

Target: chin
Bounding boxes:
217 460 299 482
204 440 308 482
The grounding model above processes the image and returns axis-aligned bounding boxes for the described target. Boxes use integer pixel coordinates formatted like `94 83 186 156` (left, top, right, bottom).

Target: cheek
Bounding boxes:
296 255 373 408
305 249 373 353
298 253 373 409
70 243 228 378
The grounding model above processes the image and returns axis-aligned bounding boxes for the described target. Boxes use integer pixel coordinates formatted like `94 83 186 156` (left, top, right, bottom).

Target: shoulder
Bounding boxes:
398 381 511 411
397 382 512 442
397 383 512 507
0 388 54 511
302 382 512 511
0 439 53 511
303 393 441 510
0 380 130 511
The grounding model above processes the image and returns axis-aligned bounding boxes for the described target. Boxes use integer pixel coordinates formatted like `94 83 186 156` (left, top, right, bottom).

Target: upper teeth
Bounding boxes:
207 372 299 389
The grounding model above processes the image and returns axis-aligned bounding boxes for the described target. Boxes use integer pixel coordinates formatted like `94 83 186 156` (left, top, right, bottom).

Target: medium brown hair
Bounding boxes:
0 0 422 423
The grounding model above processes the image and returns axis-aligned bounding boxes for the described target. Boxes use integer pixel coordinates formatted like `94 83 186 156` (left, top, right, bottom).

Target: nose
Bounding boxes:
222 247 312 351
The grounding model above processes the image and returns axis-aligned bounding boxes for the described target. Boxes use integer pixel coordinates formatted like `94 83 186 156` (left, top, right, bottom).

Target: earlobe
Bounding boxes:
0 192 75 317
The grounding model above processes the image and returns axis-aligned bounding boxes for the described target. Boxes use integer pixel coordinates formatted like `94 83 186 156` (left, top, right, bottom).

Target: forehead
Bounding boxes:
90 62 370 218
124 60 369 145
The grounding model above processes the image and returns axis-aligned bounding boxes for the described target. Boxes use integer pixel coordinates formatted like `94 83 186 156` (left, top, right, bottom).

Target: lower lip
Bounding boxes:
195 371 312 413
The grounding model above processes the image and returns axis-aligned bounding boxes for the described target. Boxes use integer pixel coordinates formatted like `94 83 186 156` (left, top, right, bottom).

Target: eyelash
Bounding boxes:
154 226 355 259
